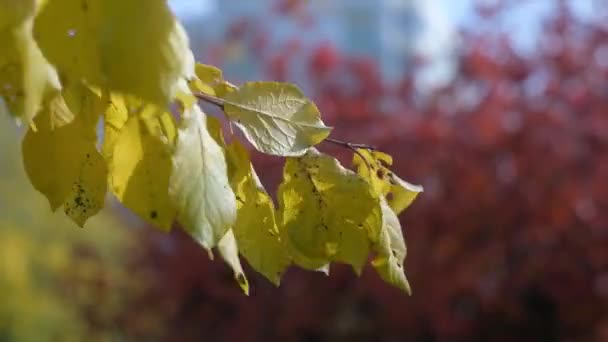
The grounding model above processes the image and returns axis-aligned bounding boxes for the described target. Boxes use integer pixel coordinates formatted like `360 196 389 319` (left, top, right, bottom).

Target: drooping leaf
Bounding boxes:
371 199 411 294
34 0 103 84
223 82 332 156
0 0 36 30
0 8 61 124
169 104 237 250
108 113 176 230
353 149 423 215
33 0 194 106
98 0 194 105
188 63 227 97
217 229 249 295
225 139 291 285
102 93 129 159
22 85 106 226
277 148 380 273
42 93 73 129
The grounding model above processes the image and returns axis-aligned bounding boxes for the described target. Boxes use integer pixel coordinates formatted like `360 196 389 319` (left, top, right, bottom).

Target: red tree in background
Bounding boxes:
132 2 608 341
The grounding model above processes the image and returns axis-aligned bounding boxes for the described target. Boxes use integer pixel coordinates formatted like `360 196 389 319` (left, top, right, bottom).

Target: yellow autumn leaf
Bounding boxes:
224 139 291 285
98 0 194 105
107 113 176 230
169 104 237 250
217 229 249 295
0 0 36 30
371 199 411 294
189 63 222 96
277 148 381 274
353 150 418 293
0 5 61 124
33 0 103 84
33 0 194 105
353 149 423 215
223 82 332 156
22 84 106 226
102 93 129 159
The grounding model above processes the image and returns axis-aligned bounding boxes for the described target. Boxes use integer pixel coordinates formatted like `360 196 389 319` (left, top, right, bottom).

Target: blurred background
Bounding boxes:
3 0 608 340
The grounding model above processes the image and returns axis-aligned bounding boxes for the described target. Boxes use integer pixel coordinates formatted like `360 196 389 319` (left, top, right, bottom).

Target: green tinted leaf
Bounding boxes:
223 82 332 156
169 104 236 250
225 140 291 285
277 149 380 273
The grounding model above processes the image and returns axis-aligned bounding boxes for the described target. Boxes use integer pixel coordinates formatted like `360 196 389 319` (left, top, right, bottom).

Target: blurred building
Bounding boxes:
319 0 458 90
171 0 458 91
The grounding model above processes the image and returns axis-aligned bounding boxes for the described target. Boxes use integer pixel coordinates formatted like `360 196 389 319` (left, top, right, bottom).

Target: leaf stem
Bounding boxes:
195 92 226 109
323 138 377 151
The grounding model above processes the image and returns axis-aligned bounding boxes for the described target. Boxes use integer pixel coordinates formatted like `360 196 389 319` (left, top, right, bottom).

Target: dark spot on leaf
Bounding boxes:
386 192 394 201
378 159 390 168
237 273 247 286
150 211 158 219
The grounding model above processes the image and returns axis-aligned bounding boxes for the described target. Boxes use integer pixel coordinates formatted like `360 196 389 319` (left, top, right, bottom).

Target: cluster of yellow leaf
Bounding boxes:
0 0 423 294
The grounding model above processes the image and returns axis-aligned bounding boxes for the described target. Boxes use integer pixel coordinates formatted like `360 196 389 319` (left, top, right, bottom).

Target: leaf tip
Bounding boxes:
237 273 249 295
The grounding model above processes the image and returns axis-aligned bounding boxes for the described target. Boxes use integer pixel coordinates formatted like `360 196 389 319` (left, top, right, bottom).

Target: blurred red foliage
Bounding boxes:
134 2 608 341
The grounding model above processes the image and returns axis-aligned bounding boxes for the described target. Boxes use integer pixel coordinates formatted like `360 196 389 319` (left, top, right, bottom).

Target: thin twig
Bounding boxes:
323 139 376 174
195 92 225 109
323 137 377 151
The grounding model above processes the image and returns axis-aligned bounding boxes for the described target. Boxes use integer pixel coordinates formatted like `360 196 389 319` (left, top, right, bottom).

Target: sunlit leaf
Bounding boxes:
34 0 103 84
223 82 332 156
225 139 291 285
33 0 194 105
0 0 36 30
353 149 423 215
371 199 411 294
277 148 380 273
0 10 61 124
189 63 235 99
102 93 129 159
22 85 106 226
169 104 236 250
98 0 194 105
108 113 176 230
217 229 249 295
